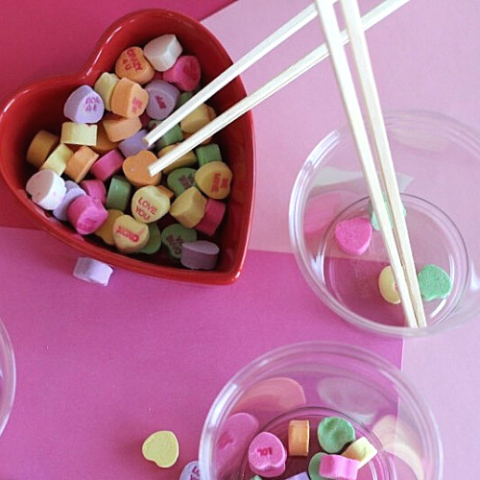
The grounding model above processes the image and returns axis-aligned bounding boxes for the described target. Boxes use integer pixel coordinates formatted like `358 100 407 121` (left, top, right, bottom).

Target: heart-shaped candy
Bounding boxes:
0 10 254 285
64 85 105 124
248 431 286 477
334 217 372 256
417 264 452 301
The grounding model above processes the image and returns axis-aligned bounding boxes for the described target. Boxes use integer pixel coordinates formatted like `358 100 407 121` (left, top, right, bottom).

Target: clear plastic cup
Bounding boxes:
0 317 15 436
289 110 480 336
199 342 442 480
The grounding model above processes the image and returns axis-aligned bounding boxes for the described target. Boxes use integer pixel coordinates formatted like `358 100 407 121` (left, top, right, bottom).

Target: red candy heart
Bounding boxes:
0 10 255 285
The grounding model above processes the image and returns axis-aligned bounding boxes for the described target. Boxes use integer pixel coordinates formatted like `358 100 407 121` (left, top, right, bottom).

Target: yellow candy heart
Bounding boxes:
142 430 179 468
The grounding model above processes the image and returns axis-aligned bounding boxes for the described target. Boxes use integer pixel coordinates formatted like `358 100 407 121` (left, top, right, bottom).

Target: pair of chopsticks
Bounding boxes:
145 0 409 176
313 0 426 328
143 0 425 328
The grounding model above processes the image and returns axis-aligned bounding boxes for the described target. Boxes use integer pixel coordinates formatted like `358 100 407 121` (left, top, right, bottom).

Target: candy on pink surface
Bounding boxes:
216 412 259 477
195 198 226 236
73 257 113 286
145 80 180 120
248 432 287 477
90 149 124 182
334 217 372 256
163 55 201 92
319 454 360 480
64 85 104 124
80 179 107 204
67 195 108 235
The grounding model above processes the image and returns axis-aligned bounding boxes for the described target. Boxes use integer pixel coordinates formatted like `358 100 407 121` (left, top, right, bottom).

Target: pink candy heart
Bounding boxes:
334 217 372 256
248 432 286 477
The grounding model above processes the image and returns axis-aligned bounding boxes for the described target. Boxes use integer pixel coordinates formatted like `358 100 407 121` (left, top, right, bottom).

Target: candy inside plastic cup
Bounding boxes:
0 318 15 438
199 342 442 480
289 110 480 337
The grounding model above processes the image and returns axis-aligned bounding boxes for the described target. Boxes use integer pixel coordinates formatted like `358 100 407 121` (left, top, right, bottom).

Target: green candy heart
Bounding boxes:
308 452 329 480
139 223 162 255
418 264 452 301
317 416 355 453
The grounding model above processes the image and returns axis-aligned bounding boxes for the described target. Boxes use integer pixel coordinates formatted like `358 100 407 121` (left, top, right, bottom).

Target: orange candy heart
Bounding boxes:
115 47 155 85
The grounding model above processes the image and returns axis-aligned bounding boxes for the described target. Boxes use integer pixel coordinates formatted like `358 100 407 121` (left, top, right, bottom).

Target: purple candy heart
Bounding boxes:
64 85 105 124
145 80 180 120
118 129 150 158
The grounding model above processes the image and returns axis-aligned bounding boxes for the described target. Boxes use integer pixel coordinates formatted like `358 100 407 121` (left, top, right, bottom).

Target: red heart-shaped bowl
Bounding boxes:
0 9 255 285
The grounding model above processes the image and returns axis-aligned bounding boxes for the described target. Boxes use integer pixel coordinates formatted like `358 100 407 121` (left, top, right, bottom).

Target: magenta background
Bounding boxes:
0 0 478 479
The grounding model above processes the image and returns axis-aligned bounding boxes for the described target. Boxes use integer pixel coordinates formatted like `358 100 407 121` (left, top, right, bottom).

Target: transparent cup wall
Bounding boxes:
290 111 480 336
199 343 442 480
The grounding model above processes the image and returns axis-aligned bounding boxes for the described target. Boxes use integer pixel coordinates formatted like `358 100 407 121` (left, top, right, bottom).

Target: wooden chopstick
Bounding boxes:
339 0 427 327
147 0 410 177
143 4 318 148
313 0 418 328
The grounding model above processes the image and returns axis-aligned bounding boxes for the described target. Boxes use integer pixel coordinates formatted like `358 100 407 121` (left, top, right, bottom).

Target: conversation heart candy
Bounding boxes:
123 150 162 188
195 198 226 237
155 124 183 149
64 146 99 183
163 55 201 92
41 143 74 176
288 419 310 457
110 77 149 118
102 113 142 142
180 103 211 134
319 455 360 480
317 417 356 454
248 432 286 478
131 185 170 223
170 187 207 229
180 461 201 480
181 240 219 270
61 122 97 146
194 161 232 200
142 430 179 468
92 122 119 154
145 79 180 120
378 265 401 304
216 413 259 477
90 149 124 182
161 223 197 259
112 214 150 253
26 169 66 210
64 85 105 123
118 129 149 158
67 195 108 235
286 473 310 480
342 437 378 468
52 184 86 221
417 264 452 301
26 130 59 168
115 46 155 85
80 179 107 204
143 34 183 71
139 222 162 255
106 175 132 212
94 209 123 246
94 72 119 111
167 167 196 197
308 453 329 480
195 143 222 167
73 257 113 286
334 217 372 256
158 144 197 173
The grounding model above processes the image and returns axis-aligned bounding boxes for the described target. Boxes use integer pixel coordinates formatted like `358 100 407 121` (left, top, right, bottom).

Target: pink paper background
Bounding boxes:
0 0 478 479
0 227 401 479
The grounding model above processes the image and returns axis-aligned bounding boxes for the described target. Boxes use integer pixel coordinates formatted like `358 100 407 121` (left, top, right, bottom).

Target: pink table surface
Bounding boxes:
0 227 401 479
